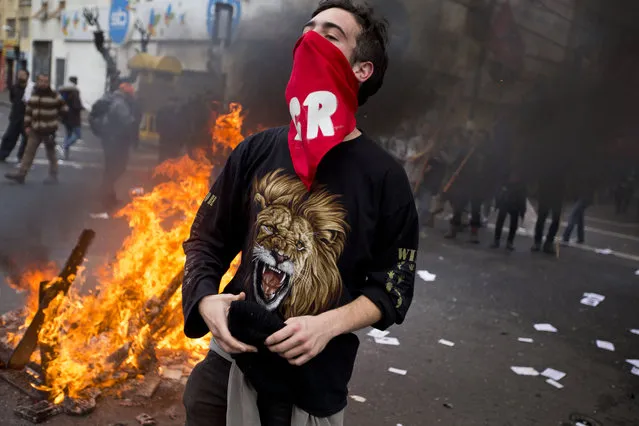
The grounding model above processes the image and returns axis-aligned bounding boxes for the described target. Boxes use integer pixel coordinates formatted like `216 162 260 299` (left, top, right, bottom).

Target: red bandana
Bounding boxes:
285 31 359 190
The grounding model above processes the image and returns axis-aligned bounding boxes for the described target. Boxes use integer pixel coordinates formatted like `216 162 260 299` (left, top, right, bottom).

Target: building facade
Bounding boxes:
0 0 33 91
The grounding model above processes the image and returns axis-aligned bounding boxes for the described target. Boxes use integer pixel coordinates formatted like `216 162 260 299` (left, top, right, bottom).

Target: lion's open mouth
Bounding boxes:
254 261 291 303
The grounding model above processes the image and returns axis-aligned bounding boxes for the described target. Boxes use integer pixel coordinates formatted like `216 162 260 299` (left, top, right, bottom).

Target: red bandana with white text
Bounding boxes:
285 31 359 190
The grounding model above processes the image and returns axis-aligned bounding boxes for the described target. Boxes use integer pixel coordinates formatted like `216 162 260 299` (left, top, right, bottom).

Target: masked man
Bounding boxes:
182 1 419 425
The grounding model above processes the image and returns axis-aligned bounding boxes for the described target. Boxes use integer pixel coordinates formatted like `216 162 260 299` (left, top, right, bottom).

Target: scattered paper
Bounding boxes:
130 186 145 197
596 340 615 351
546 379 564 389
625 359 639 368
349 395 366 403
576 423 587 426
417 270 436 282
632 367 639 376
367 329 389 339
595 248 613 255
630 329 639 335
374 337 400 346
438 256 444 261
438 339 455 347
534 323 558 333
541 368 566 381
635 269 639 276
89 212 109 220
580 292 605 307
518 338 534 343
388 367 407 376
510 366 539 376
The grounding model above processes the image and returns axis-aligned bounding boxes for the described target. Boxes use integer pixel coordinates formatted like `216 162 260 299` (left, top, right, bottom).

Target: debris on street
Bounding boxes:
595 248 613 255
89 212 110 220
534 323 558 333
417 270 437 282
438 339 455 347
388 367 407 376
595 340 615 351
518 337 534 343
367 328 390 339
375 336 400 346
541 368 566 381
546 379 564 389
580 292 605 307
510 366 540 376
349 395 367 403
136 413 157 425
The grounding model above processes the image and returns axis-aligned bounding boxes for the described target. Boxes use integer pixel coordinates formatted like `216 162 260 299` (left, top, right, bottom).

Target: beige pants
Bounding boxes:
19 132 58 177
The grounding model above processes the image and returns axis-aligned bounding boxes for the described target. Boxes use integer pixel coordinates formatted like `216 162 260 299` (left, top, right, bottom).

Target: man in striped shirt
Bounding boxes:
5 74 68 184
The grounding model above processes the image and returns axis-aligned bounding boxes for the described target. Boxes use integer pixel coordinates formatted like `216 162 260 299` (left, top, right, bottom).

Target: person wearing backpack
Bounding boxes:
93 83 140 211
58 76 84 160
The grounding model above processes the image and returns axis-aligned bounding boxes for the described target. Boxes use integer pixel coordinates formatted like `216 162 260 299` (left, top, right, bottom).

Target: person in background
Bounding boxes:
491 170 527 251
0 69 30 162
531 166 566 255
59 76 84 160
562 176 595 245
5 74 68 185
156 96 184 163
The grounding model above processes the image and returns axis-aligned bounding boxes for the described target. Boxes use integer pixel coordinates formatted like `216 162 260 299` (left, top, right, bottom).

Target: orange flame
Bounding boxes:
3 104 246 403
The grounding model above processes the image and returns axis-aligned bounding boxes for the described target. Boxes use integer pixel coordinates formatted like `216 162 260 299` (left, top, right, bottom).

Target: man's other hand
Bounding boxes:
198 292 257 354
265 315 335 366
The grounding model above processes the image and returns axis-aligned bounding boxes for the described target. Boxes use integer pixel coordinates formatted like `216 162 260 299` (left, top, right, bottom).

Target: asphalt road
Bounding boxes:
0 104 638 425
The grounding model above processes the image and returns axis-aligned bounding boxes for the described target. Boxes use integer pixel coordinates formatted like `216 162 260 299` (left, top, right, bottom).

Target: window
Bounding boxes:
19 18 29 38
19 1 32 7
212 3 234 46
6 19 16 38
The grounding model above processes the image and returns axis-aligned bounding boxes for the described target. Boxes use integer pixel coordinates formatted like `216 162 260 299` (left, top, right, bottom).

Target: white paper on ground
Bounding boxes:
510 366 539 376
595 248 613 255
438 339 455 347
349 395 366 403
596 340 615 351
580 292 605 307
367 328 389 339
630 329 639 335
576 423 587 426
541 368 566 381
546 379 564 389
417 270 437 282
518 338 534 343
534 323 558 333
388 367 407 376
635 269 639 276
89 212 109 219
374 337 400 346
632 367 639 376
625 359 639 368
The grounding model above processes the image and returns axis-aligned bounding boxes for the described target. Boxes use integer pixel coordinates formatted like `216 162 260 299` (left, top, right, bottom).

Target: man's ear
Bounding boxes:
352 61 374 83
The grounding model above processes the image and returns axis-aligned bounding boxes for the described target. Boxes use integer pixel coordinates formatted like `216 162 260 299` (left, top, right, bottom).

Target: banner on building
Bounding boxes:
60 0 242 43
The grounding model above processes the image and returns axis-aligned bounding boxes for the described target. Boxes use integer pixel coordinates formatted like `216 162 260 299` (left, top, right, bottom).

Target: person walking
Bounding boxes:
562 178 595 245
0 69 30 162
5 74 68 184
59 76 84 160
531 169 566 255
89 82 140 211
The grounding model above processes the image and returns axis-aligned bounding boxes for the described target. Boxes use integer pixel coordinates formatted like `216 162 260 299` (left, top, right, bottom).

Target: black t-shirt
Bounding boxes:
182 126 419 416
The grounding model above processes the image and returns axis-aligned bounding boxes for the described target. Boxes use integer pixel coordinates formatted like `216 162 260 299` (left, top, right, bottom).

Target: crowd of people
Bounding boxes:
381 120 612 255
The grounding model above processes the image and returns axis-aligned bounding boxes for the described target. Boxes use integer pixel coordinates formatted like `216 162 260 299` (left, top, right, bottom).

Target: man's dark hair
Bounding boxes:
312 0 389 106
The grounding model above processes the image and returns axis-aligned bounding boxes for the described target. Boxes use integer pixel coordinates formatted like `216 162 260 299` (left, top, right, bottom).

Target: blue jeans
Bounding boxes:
563 199 588 243
63 126 82 150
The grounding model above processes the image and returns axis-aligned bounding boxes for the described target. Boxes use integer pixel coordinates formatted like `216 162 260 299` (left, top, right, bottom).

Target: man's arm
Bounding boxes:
24 99 33 130
182 140 253 344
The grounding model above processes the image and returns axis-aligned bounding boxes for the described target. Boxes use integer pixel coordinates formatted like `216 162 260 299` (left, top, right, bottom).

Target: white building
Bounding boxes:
28 0 263 107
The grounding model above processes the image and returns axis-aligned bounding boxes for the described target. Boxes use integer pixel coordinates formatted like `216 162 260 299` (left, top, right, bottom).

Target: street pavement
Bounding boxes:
0 102 638 425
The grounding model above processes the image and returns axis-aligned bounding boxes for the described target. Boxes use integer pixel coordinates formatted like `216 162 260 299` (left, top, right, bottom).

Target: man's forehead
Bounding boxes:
310 8 361 37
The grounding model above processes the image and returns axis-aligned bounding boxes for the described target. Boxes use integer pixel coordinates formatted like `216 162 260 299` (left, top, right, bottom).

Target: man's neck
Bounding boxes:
344 128 361 142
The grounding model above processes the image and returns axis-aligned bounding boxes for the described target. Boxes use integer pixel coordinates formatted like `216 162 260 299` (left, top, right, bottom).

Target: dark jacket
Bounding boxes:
58 85 84 128
101 92 140 144
24 87 68 135
8 84 27 121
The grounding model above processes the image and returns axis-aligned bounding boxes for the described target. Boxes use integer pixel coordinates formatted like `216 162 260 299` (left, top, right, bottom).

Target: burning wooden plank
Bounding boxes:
6 230 96 371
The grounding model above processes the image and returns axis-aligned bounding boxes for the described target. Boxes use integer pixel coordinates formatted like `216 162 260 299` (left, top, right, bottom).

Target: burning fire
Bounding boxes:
2 103 246 404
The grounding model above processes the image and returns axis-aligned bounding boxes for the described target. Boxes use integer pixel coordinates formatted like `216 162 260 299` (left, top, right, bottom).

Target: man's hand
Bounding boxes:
198 292 257 354
265 315 335 366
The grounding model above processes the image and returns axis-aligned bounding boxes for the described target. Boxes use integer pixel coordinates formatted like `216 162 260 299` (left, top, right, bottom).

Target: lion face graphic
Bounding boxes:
252 170 349 318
